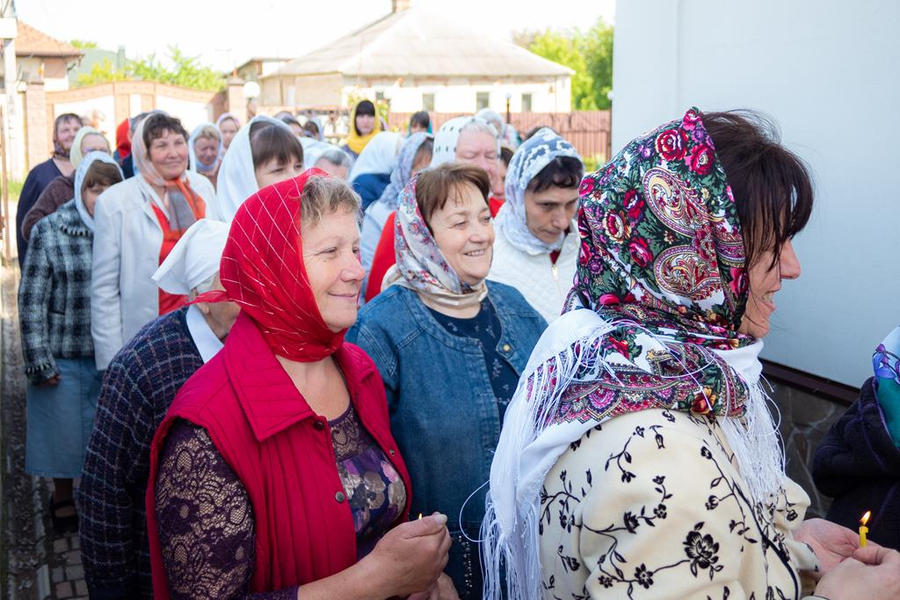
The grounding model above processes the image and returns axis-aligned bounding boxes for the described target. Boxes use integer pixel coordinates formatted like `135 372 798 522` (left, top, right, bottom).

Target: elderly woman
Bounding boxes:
19 153 123 533
488 128 583 323
21 126 112 241
147 171 450 599
349 131 402 210
482 108 900 600
341 99 382 159
188 123 222 188
476 108 520 150
360 132 432 298
313 147 354 179
16 112 83 266
216 112 240 151
91 112 216 370
349 164 547 598
209 115 304 221
80 219 236 599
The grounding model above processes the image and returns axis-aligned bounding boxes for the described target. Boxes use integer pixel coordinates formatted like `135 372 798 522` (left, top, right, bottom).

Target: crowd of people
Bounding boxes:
12 99 900 599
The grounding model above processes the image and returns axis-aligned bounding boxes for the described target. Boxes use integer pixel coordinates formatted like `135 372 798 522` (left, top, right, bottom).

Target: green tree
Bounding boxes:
74 46 225 92
69 39 98 49
515 17 614 110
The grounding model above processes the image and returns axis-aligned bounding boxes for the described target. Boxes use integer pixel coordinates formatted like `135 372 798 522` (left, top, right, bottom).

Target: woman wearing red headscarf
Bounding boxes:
146 170 450 599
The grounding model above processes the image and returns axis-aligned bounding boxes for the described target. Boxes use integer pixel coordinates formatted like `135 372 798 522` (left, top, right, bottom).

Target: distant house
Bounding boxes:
259 2 572 113
237 57 291 84
0 21 82 92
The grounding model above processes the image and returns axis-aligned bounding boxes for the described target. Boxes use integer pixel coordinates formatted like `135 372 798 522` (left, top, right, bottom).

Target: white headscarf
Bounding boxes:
348 132 402 182
476 108 520 150
212 115 292 222
70 126 107 169
494 127 583 255
74 152 123 232
430 116 498 167
152 219 230 295
300 138 337 170
188 123 220 174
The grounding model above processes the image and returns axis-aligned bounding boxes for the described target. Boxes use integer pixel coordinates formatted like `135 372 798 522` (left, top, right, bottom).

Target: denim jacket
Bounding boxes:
347 280 546 598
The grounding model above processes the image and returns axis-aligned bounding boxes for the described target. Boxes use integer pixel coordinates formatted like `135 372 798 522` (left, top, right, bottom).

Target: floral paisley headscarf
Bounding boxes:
494 127 582 255
483 108 788 599
874 327 900 444
382 173 488 309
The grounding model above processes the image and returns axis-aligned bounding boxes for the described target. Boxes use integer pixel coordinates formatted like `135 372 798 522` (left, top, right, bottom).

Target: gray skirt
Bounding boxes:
25 357 101 479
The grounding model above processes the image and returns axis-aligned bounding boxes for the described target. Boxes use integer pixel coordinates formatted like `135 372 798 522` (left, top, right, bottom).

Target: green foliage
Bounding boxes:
516 17 614 111
344 91 392 130
74 46 225 92
69 39 98 49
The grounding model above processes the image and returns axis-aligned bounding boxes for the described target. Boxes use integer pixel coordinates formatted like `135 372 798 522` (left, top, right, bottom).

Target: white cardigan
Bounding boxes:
487 223 579 323
90 173 217 369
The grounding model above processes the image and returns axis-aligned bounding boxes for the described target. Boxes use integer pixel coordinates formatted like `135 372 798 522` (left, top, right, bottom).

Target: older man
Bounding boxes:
78 220 237 600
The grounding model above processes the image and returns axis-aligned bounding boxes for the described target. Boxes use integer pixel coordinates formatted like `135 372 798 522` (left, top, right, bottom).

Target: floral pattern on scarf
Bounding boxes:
496 127 582 255
385 174 487 308
558 106 757 423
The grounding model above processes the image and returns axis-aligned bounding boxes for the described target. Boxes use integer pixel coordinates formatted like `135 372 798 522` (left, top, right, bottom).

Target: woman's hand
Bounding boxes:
408 573 460 600
361 513 451 598
794 518 867 576
36 375 61 387
815 546 900 600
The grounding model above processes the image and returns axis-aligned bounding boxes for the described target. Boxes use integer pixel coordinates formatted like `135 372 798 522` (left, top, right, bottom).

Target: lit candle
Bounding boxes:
417 513 423 520
859 510 871 548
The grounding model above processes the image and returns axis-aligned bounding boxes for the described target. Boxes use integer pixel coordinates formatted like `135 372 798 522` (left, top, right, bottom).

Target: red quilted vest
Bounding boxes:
146 313 411 596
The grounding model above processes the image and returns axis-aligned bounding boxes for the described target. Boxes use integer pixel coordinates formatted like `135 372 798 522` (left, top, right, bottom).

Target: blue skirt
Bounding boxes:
25 357 101 479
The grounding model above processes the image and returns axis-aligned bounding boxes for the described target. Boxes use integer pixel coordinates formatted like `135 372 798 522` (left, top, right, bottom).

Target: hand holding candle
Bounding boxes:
859 510 871 548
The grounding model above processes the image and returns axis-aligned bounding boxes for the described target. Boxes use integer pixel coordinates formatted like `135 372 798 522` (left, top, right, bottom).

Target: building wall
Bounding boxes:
261 74 343 107
612 0 899 386
343 76 571 114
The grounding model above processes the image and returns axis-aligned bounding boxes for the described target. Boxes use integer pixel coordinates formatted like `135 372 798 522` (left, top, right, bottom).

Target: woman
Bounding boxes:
19 152 123 533
22 126 112 241
341 99 382 159
488 128 583 323
349 164 547 598
349 131 402 210
91 112 216 370
813 326 900 550
216 112 241 151
313 147 354 179
147 171 450 598
209 115 305 221
409 111 431 135
482 108 900 599
360 132 432 298
188 123 222 188
16 112 83 266
475 108 520 150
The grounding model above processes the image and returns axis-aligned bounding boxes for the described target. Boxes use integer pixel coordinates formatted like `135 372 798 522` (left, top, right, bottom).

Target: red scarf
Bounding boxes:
116 118 131 160
194 169 344 361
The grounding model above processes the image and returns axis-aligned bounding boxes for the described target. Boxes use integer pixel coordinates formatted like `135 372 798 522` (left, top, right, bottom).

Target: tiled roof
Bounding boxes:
15 22 83 59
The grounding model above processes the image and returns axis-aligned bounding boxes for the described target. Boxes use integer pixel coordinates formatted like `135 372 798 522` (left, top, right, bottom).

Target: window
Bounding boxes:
521 93 533 113
285 85 296 106
375 90 385 101
422 93 435 112
476 92 490 111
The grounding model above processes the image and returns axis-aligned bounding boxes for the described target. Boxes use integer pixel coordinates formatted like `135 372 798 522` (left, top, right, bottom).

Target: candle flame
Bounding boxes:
861 510 871 526
417 513 423 520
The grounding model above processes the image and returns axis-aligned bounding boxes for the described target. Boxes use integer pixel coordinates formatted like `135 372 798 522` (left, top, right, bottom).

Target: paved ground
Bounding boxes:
2 256 89 600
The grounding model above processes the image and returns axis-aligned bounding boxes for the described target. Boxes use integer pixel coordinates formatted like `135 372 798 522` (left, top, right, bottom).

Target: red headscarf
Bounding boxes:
194 169 345 362
116 118 131 160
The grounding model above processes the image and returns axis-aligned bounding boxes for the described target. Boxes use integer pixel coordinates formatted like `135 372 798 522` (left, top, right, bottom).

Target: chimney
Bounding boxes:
392 0 411 12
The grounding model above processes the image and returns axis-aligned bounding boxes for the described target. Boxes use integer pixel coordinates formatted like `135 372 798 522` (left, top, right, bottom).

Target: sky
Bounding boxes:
18 0 616 71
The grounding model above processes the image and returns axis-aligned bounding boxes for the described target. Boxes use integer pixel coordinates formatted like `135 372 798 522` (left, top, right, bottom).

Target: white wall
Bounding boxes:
612 0 899 386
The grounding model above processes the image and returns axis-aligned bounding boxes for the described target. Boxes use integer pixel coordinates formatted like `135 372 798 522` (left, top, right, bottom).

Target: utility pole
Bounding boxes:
0 0 19 180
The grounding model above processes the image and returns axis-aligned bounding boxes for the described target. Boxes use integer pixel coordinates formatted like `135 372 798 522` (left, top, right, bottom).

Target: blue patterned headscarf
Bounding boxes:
874 326 900 444
375 132 431 209
494 127 582 255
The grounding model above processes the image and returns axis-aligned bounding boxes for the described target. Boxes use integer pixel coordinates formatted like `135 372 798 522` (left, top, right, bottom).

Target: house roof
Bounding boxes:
15 22 83 59
266 7 573 80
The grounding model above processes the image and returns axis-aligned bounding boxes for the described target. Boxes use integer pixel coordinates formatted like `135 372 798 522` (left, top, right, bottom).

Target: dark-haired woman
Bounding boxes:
20 153 123 532
408 111 431 135
483 108 900 599
91 113 216 369
349 164 546 598
16 112 83 266
210 115 305 221
488 128 583 323
342 100 382 159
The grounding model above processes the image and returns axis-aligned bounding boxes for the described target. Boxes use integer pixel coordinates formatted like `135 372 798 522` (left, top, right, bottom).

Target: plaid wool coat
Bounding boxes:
19 199 95 384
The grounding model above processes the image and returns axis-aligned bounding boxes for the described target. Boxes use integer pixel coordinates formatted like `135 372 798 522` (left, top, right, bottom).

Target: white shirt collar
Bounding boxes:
186 304 224 363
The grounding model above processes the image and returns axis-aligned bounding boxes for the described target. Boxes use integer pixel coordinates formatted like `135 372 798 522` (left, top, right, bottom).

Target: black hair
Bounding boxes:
249 120 304 169
410 111 430 130
527 156 583 194
355 100 376 117
142 113 188 148
703 110 814 269
54 113 83 133
500 145 514 168
303 121 320 138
